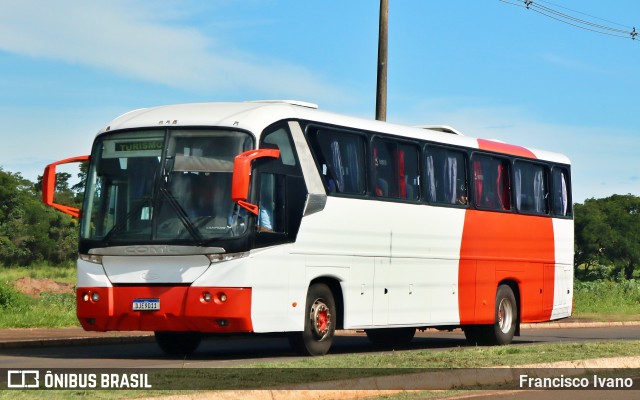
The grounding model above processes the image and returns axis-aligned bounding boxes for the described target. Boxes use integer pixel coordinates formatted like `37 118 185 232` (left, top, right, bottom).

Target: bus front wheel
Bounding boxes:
289 283 336 356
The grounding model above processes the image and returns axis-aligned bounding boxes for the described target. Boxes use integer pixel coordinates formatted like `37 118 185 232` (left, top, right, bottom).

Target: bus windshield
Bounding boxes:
80 129 253 245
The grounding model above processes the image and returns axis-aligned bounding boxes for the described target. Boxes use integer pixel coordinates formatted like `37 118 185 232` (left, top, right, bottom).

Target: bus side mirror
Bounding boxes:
42 155 90 218
231 149 280 215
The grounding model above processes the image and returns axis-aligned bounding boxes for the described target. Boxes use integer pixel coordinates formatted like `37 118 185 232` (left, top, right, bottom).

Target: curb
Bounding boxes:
0 334 155 350
521 320 640 329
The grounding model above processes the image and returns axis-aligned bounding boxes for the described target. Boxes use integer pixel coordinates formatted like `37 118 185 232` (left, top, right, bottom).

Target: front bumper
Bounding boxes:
76 286 253 333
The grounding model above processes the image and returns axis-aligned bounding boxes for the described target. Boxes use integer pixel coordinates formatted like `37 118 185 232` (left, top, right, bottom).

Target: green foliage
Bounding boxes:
573 279 640 314
574 194 640 280
0 280 26 309
0 292 77 328
0 167 81 266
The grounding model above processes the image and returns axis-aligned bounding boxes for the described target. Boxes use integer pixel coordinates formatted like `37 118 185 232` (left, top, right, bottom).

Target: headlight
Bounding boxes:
79 254 103 264
206 251 249 263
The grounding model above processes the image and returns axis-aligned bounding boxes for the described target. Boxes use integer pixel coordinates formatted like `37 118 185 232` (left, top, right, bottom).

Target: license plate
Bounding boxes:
132 298 160 311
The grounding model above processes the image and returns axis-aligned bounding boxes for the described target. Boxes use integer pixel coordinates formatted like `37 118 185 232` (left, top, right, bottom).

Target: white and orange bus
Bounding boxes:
43 101 573 356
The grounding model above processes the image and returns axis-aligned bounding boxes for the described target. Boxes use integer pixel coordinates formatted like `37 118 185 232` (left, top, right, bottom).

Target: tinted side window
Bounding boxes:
312 129 366 195
425 146 468 206
372 138 420 200
472 155 511 211
514 161 549 214
262 126 296 166
551 167 571 217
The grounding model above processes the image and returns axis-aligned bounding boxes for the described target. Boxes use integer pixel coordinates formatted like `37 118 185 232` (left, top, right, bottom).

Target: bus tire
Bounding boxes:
462 325 485 345
154 331 202 355
487 284 518 345
289 283 336 356
365 327 416 348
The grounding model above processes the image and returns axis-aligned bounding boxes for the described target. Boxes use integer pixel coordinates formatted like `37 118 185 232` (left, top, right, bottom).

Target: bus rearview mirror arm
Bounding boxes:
42 155 90 218
231 149 280 215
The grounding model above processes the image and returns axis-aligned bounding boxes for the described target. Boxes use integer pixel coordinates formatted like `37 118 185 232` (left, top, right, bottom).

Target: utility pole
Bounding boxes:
376 0 388 121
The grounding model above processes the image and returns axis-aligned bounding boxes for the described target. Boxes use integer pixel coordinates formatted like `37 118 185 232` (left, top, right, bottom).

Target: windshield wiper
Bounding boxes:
159 187 204 244
102 196 153 244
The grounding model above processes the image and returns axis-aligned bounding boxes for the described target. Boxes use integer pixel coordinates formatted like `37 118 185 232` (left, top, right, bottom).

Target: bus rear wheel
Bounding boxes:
462 325 485 345
365 327 416 348
154 331 202 355
289 283 336 356
490 284 518 345
463 285 518 346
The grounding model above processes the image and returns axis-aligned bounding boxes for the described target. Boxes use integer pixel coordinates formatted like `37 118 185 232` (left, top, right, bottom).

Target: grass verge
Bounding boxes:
249 340 640 369
0 264 77 328
1 340 639 399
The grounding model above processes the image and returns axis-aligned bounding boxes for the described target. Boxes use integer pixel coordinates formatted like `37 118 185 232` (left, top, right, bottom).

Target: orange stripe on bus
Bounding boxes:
477 139 537 159
458 210 555 325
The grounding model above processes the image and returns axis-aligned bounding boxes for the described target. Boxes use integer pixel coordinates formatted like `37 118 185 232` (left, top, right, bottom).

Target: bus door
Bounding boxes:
254 123 308 247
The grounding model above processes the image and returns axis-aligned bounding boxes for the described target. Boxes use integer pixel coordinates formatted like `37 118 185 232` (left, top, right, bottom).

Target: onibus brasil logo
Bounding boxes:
6 370 152 389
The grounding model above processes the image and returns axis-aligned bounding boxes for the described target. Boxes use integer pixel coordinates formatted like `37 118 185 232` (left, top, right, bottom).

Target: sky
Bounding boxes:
1 0 639 202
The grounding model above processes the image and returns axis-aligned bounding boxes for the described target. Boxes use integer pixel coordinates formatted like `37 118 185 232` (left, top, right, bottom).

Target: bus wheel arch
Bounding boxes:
289 278 343 356
311 277 344 329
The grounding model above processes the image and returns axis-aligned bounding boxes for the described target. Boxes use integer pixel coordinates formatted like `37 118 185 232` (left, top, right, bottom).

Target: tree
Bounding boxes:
0 167 78 265
574 194 640 280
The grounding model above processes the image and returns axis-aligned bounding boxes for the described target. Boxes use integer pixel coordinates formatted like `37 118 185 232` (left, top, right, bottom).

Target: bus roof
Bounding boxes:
99 101 570 165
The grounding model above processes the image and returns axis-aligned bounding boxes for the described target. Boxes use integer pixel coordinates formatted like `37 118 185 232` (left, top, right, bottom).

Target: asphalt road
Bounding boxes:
0 325 638 369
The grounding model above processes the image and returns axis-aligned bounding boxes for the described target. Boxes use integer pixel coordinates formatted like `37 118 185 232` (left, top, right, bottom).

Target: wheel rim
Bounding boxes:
498 298 513 334
310 298 331 340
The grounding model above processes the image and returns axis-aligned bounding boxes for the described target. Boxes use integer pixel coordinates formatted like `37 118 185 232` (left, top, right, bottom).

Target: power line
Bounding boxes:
499 0 639 41
532 3 628 35
536 0 633 30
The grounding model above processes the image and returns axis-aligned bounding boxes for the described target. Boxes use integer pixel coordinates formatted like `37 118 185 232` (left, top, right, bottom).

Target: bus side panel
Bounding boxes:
551 218 574 320
458 259 477 324
459 210 555 324
294 198 466 329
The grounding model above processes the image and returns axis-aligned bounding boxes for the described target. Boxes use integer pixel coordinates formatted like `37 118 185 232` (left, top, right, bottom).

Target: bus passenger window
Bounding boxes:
514 161 548 214
372 139 419 201
551 167 571 217
425 146 468 206
473 155 511 211
312 130 366 195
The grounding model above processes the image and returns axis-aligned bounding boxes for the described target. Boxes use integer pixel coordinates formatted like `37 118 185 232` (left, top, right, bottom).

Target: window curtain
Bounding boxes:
397 148 407 199
515 166 522 210
444 155 457 204
345 141 360 193
561 172 568 215
330 140 345 192
473 160 483 207
496 163 510 210
533 168 544 213
426 154 436 202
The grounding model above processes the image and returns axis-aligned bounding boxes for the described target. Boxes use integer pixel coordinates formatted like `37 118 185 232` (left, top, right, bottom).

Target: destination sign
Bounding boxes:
115 140 163 152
